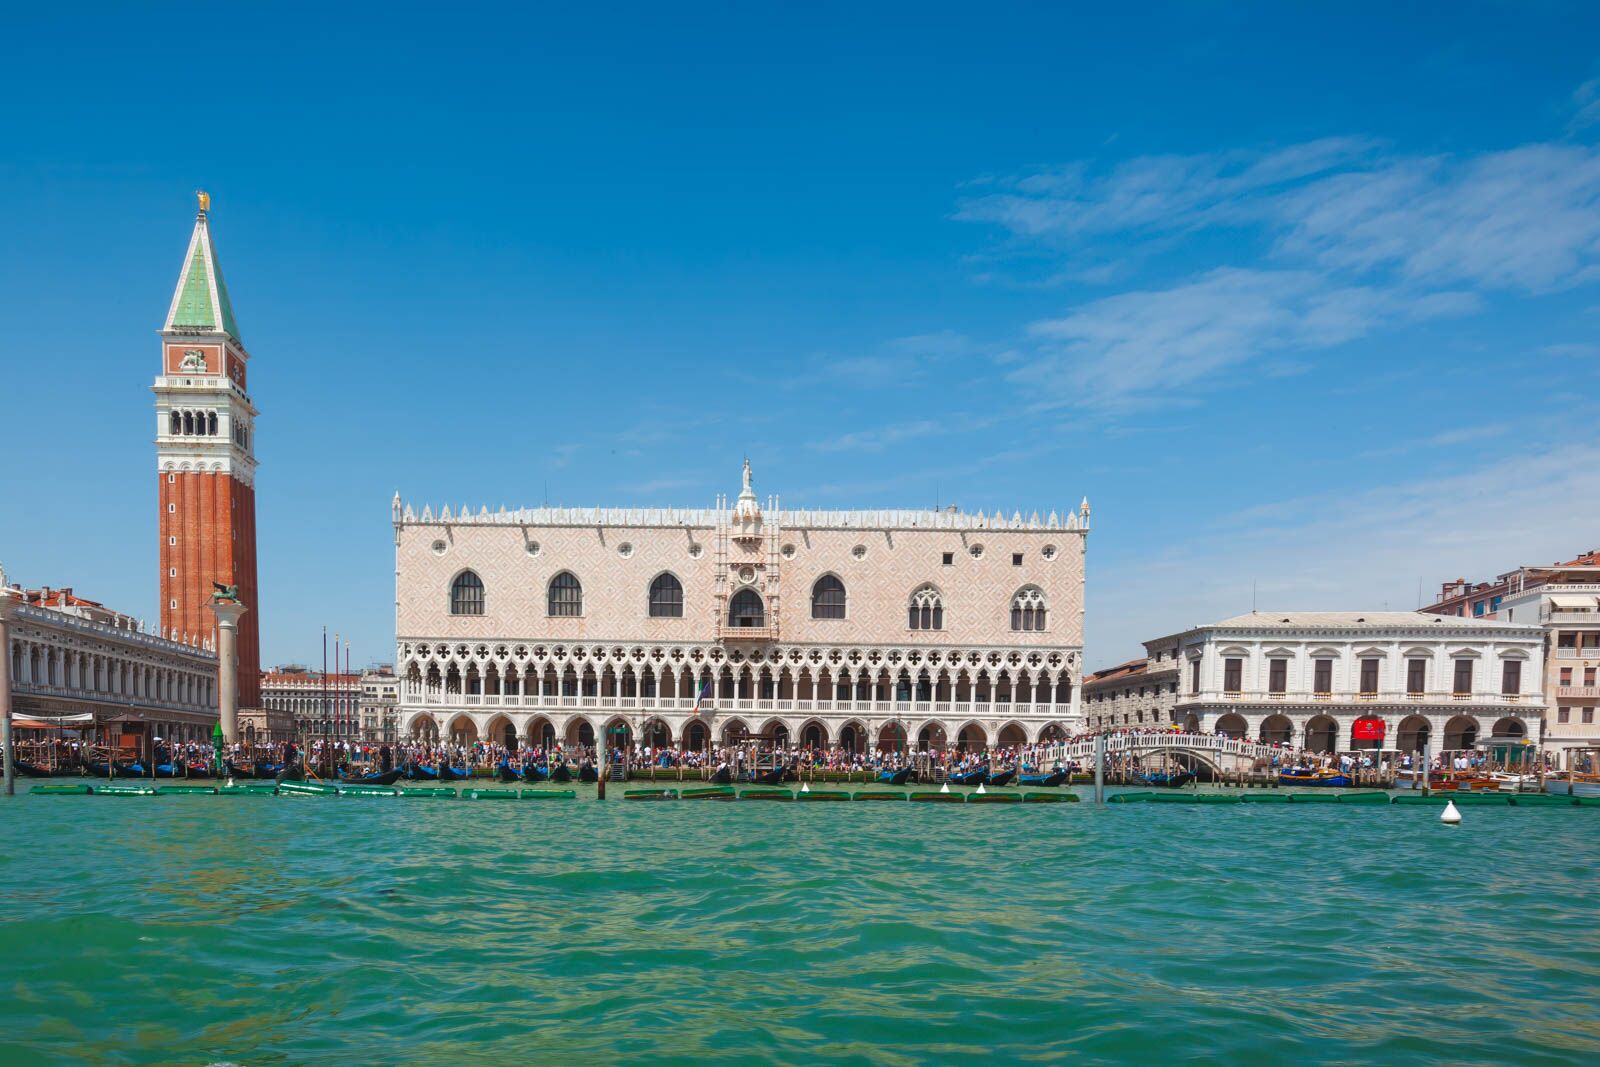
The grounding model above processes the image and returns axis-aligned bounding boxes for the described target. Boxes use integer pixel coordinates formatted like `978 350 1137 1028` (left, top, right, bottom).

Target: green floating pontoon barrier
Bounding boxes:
966 792 1022 804
98 785 159 796
1022 792 1077 803
1288 792 1341 804
219 783 278 795
1107 791 1156 803
1391 792 1511 806
1240 792 1292 804
1509 793 1575 807
277 781 340 797
739 788 794 801
680 786 735 801
31 783 93 795
398 787 457 798
624 788 678 801
852 791 907 801
338 785 398 797
1337 792 1391 804
156 785 217 795
910 791 967 803
796 790 852 801
519 789 577 800
461 788 519 800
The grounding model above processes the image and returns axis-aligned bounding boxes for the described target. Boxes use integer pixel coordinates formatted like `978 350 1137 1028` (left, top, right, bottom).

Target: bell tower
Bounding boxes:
153 193 261 707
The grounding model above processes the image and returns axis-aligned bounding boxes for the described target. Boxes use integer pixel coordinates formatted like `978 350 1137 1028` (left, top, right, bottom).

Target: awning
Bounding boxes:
14 718 64 730
1549 594 1599 610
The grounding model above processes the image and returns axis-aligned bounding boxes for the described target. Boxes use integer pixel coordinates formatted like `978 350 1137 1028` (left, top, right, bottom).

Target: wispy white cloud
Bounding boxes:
1087 443 1600 664
809 419 945 453
1010 268 1476 411
1571 77 1600 133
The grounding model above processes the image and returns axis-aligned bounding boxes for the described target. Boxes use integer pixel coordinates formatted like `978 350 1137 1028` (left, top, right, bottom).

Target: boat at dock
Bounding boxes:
1135 770 1196 788
437 765 470 782
1543 774 1600 799
745 766 786 785
878 767 913 786
947 768 985 786
984 768 1017 787
1017 769 1068 787
84 757 147 778
549 763 573 783
1277 768 1352 787
338 767 405 786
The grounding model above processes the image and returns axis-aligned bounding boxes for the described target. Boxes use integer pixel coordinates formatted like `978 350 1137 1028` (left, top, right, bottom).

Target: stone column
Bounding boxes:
210 600 248 744
1 586 21 795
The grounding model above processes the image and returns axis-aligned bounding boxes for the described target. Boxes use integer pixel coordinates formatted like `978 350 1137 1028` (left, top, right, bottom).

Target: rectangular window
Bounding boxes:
1585 707 1596 725
1268 659 1287 694
1558 631 1576 648
1012 553 1024 566
1223 658 1242 692
1558 706 1570 723
1587 667 1597 686
1314 659 1332 694
1473 601 1485 617
1359 659 1379 695
1453 659 1473 695
942 552 954 565
1191 660 1201 693
1560 667 1574 685
1491 595 1502 612
1501 660 1521 694
1407 659 1426 694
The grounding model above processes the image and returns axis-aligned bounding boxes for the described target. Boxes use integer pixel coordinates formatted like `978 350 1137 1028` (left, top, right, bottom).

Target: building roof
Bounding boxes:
164 198 240 342
1210 610 1517 630
1084 658 1149 685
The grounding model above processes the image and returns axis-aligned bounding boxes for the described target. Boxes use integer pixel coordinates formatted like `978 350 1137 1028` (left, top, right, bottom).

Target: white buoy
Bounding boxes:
940 782 950 794
800 782 810 793
225 776 235 788
1440 799 1462 825
976 782 987 794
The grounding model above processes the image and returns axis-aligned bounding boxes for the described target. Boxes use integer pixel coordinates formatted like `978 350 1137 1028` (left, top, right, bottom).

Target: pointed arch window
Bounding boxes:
811 575 846 620
728 588 765 628
449 570 485 616
909 584 944 630
1011 587 1047 632
648 573 684 618
548 572 582 617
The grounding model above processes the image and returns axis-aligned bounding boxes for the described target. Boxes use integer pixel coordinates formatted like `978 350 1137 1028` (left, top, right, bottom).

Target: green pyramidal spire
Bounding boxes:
164 192 241 342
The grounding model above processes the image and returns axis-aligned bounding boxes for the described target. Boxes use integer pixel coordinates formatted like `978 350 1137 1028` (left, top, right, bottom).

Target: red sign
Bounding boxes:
1352 717 1386 741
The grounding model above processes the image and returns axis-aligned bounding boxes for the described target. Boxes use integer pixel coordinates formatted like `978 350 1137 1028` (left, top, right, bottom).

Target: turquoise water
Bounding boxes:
2 786 1598 1065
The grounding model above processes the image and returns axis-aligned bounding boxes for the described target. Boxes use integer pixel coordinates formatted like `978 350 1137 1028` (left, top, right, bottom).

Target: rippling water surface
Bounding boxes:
2 786 1597 1065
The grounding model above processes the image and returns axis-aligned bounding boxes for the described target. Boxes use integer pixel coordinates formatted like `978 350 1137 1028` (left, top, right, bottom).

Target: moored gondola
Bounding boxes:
84 757 147 778
745 766 786 786
550 763 574 783
338 767 404 786
14 759 54 778
709 765 733 784
1136 770 1196 788
1277 768 1351 787
496 761 521 783
521 763 549 782
946 768 985 786
578 763 598 783
878 766 914 786
984 768 1017 787
407 763 440 781
1017 769 1068 787
437 764 470 782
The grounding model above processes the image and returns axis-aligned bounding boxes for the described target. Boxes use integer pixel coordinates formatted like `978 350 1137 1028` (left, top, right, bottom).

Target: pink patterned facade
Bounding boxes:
393 464 1088 752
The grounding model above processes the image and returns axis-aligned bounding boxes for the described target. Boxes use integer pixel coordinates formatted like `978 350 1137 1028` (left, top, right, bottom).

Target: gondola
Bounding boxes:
1017 769 1068 787
152 763 188 778
437 765 470 782
1277 768 1351 788
496 762 522 783
1139 770 1195 788
521 763 549 782
709 765 732 784
84 757 147 778
184 763 216 779
745 767 786 786
13 759 54 778
550 763 573 783
578 764 598 783
225 759 276 780
878 766 914 786
408 763 440 781
984 768 1017 788
338 767 405 785
946 768 985 786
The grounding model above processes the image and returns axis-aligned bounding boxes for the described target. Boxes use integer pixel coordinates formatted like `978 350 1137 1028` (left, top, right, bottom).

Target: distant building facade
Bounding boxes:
393 463 1089 752
1083 636 1180 730
1421 550 1600 759
1158 611 1545 753
260 666 360 737
1 577 218 745
359 667 400 742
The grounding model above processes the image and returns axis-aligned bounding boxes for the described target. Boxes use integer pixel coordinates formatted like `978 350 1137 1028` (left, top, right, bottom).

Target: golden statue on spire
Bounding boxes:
196 190 210 214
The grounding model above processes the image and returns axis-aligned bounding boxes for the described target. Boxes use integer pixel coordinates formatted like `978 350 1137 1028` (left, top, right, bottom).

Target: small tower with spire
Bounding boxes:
154 192 262 708
730 457 764 543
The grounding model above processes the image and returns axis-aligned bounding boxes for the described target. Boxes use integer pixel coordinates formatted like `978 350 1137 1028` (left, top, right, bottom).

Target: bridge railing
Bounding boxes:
1038 732 1286 766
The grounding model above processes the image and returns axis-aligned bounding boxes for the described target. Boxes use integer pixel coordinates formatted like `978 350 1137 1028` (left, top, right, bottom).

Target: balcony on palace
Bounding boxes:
716 624 776 643
1557 685 1600 700
1555 647 1600 659
1183 688 1539 708
401 686 1067 720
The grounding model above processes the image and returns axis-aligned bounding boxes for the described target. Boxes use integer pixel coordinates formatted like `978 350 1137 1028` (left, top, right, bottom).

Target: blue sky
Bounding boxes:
3 2 1599 670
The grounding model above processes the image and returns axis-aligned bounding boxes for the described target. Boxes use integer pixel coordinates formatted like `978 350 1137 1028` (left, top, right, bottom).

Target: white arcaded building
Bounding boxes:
1164 611 1546 753
392 463 1087 752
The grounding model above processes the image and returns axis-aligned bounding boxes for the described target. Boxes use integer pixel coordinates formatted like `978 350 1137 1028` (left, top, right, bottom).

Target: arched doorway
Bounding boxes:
486 715 516 749
720 719 749 745
447 715 479 744
527 716 556 750
878 721 907 752
918 722 948 751
1443 715 1479 751
1214 713 1248 739
1394 715 1431 753
997 722 1027 748
643 718 672 749
566 718 596 747
1037 722 1066 744
799 720 825 749
1259 714 1293 745
603 717 631 754
1303 715 1338 753
767 721 790 749
838 721 864 754
410 715 440 742
683 720 709 751
1183 713 1200 733
955 723 987 751
1490 716 1526 740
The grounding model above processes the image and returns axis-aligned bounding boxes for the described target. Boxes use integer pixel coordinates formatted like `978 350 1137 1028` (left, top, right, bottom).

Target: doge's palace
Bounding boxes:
393 463 1088 752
